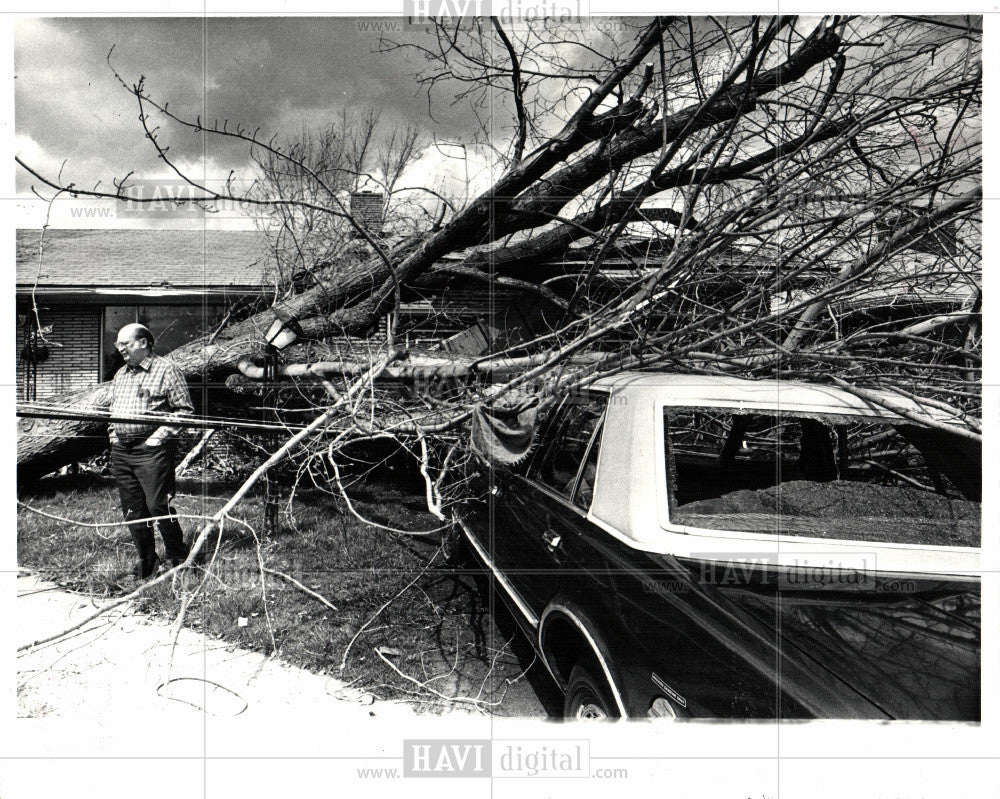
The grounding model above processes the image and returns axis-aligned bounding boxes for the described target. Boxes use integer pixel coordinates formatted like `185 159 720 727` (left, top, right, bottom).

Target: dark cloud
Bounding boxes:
15 17 482 191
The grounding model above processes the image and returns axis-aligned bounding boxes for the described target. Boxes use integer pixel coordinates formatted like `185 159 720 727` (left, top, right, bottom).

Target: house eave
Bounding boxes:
16 286 262 303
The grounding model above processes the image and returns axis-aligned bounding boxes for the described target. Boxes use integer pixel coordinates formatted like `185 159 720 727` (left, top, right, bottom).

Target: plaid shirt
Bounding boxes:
110 354 194 445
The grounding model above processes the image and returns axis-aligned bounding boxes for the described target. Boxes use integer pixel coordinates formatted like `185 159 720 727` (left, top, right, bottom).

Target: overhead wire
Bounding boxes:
16 400 313 434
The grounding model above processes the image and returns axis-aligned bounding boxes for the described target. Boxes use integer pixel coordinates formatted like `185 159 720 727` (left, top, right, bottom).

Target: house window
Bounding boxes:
102 304 224 379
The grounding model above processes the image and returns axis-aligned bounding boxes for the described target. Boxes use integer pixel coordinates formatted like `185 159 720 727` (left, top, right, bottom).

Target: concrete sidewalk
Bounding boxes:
16 571 424 724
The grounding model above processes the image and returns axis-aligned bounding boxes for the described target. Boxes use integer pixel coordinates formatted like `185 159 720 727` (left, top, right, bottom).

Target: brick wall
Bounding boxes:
16 305 101 400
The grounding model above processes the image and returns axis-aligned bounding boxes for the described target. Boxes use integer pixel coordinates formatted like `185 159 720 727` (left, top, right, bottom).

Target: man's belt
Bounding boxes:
114 434 155 447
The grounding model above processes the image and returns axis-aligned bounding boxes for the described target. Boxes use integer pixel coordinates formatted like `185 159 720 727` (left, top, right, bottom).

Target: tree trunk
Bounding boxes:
17 383 113 482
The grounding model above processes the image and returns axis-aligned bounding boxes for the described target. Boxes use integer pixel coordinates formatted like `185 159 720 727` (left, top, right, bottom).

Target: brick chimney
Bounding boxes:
350 191 384 234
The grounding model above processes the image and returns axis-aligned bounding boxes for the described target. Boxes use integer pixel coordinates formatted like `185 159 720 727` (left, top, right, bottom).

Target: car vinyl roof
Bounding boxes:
587 372 977 428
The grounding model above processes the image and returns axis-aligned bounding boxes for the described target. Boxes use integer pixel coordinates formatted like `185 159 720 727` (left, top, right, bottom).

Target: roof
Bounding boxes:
16 229 272 293
588 372 973 426
771 253 978 314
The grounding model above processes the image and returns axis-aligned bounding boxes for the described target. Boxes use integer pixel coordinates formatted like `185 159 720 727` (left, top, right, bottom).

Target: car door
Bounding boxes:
499 393 609 617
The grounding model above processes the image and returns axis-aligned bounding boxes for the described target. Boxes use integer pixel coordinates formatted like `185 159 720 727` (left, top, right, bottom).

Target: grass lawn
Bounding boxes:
18 469 555 714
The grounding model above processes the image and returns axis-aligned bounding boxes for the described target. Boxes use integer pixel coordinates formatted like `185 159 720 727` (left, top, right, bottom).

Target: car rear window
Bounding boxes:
663 409 980 547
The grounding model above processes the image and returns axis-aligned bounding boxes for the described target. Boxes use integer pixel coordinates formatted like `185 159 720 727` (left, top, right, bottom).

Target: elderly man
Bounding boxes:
110 323 195 580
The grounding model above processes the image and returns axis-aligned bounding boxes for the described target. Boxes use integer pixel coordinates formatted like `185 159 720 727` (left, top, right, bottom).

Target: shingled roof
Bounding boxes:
16 228 271 291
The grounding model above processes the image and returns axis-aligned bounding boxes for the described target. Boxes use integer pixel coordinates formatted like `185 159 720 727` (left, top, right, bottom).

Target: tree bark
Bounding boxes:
17 384 113 482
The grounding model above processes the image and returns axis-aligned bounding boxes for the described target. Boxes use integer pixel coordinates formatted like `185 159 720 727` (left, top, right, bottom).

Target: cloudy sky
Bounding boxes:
15 17 512 228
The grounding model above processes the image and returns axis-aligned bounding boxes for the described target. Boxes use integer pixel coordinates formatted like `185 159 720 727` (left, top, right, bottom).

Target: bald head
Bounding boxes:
118 323 154 348
116 323 154 367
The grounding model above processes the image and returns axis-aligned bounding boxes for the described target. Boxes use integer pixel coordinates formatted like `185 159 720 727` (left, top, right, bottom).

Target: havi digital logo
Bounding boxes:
403 0 492 19
403 739 491 778
117 180 204 219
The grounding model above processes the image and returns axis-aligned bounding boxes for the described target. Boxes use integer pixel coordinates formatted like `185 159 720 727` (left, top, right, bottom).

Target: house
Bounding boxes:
18 225 972 402
16 228 272 400
14 226 554 402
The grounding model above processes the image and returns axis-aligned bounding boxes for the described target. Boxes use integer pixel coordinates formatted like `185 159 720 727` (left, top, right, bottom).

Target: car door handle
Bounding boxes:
542 529 562 549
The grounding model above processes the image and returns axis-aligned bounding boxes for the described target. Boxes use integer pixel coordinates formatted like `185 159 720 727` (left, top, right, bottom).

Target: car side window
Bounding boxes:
529 394 608 501
572 421 602 510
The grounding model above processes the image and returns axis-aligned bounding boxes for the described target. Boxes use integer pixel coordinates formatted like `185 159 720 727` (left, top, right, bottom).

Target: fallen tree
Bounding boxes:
17 15 982 488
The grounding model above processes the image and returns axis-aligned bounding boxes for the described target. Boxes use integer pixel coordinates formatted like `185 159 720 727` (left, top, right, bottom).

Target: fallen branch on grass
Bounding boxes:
176 429 217 476
374 647 498 711
339 546 441 672
263 568 339 612
327 452 448 536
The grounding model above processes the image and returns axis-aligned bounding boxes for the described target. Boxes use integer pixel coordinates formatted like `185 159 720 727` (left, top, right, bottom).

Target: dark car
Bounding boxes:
457 373 981 720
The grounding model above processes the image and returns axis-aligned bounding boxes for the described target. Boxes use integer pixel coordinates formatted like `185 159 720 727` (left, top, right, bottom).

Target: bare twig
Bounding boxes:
339 547 441 672
263 568 339 612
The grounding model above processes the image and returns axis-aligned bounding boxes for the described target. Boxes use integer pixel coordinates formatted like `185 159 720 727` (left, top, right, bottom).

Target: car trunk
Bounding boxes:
716 577 981 720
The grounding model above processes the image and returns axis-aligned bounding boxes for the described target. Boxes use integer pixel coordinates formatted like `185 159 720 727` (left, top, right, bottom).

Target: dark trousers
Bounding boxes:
111 442 188 573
